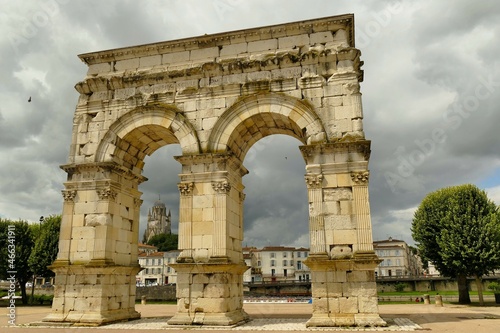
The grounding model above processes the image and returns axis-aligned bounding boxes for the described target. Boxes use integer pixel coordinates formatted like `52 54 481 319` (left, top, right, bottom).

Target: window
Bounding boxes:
395 250 401 256
283 252 287 258
145 268 149 274
297 252 301 258
387 259 392 266
257 260 261 266
271 269 275 276
271 260 275 267
284 269 287 277
297 261 302 270
283 260 287 266
304 252 308 258
146 259 150 265
270 252 275 258
396 259 401 266
290 260 294 266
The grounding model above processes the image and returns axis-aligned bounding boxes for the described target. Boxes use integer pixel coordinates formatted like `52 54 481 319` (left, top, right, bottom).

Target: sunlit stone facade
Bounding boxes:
47 14 384 327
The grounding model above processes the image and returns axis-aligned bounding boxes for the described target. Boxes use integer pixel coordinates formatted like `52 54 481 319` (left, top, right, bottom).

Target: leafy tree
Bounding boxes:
412 184 500 304
147 233 178 251
29 215 61 278
0 219 34 304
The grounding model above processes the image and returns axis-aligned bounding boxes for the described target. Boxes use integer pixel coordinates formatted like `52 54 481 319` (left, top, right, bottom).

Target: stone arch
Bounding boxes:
48 15 385 329
95 104 200 171
208 93 327 160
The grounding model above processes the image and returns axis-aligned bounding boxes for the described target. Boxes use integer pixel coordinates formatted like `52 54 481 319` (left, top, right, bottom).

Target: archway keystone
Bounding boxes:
47 14 385 327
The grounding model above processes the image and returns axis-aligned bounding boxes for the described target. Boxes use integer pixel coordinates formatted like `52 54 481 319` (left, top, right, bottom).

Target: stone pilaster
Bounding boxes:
177 182 194 261
44 162 144 325
351 171 374 252
305 174 327 256
211 180 231 260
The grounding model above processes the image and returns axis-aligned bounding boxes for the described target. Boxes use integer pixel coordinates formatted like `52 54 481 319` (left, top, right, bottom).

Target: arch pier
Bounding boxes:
46 14 385 327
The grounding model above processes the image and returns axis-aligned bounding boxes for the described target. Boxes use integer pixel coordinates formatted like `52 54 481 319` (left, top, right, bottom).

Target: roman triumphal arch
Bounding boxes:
45 14 385 327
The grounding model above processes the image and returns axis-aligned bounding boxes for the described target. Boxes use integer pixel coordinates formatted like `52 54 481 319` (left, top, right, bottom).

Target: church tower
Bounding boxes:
143 199 171 243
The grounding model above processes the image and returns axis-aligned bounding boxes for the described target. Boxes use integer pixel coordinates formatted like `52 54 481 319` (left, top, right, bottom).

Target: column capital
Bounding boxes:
351 171 369 185
62 189 77 202
305 174 323 188
178 182 194 196
212 180 231 194
96 187 117 201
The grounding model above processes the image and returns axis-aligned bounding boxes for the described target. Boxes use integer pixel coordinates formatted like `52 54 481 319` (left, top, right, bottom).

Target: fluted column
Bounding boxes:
351 171 374 252
177 182 194 261
211 180 231 259
305 174 327 256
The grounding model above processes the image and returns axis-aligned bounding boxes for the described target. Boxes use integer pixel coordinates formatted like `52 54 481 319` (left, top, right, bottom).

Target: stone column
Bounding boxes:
168 154 249 326
301 143 385 327
305 174 328 257
177 182 194 261
211 180 230 259
44 162 143 325
351 171 374 252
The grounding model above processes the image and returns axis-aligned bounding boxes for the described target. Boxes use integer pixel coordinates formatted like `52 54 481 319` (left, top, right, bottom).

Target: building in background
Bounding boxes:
243 246 310 283
373 237 422 277
142 199 172 243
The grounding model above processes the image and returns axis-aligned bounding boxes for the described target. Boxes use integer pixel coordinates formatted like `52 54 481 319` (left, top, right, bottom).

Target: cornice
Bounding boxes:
78 14 354 65
74 47 362 95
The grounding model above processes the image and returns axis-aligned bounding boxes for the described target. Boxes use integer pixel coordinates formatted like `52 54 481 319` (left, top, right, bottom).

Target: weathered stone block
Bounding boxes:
278 34 310 49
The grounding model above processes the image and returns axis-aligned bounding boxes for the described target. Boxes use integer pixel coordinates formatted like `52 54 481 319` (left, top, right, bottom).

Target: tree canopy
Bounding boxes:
412 184 500 304
0 219 34 304
28 215 61 278
147 233 178 252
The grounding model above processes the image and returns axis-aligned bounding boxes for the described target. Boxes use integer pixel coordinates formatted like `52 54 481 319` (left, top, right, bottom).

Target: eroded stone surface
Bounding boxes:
49 14 382 327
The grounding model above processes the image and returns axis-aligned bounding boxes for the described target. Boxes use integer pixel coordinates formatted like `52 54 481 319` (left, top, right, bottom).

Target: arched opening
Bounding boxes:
243 135 308 248
241 134 309 295
137 144 181 287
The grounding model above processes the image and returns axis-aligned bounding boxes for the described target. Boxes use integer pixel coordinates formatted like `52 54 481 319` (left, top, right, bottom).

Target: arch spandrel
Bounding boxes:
208 93 327 160
95 105 200 172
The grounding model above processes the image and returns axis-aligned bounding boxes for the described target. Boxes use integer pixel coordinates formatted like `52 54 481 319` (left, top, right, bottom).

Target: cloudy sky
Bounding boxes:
1 0 499 248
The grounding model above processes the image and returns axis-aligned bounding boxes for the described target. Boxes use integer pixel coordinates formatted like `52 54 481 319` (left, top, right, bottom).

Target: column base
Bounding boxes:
304 255 385 328
168 262 249 326
43 263 141 326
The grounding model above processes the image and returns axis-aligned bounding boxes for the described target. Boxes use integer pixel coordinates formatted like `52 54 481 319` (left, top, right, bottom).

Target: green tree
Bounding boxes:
412 184 500 304
0 219 34 305
147 233 178 251
29 215 61 278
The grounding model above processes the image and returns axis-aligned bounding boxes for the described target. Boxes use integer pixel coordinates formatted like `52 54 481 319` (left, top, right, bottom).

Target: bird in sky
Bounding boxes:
28 96 31 102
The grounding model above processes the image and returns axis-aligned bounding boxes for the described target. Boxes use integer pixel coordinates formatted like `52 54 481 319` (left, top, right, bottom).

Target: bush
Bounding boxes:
487 281 500 293
31 294 53 305
394 283 407 292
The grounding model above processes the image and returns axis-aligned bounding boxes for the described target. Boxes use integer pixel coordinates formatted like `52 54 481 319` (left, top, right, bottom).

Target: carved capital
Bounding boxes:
212 181 231 194
178 182 194 196
97 187 117 201
134 198 143 208
305 174 323 188
351 171 369 184
61 190 77 202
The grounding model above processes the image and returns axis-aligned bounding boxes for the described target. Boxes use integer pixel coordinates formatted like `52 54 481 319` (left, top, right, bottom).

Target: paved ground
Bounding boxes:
2 303 500 332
